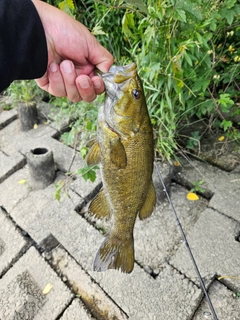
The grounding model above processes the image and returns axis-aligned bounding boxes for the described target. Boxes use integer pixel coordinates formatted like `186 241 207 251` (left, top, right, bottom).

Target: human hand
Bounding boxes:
32 0 113 102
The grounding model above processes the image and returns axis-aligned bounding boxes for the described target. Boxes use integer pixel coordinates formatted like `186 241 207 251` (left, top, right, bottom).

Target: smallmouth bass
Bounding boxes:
87 63 156 273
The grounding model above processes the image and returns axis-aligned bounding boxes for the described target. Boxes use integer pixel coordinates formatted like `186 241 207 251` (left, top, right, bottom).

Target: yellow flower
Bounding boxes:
228 45 235 53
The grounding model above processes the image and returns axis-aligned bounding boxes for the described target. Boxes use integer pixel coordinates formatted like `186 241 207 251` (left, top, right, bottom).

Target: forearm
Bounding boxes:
0 0 47 92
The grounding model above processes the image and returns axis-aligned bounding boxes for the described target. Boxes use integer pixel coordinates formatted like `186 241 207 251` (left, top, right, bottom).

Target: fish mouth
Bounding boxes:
96 62 137 88
96 62 137 138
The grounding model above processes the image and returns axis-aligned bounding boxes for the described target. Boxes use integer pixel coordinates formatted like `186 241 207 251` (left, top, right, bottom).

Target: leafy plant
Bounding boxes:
190 180 206 194
6 80 44 104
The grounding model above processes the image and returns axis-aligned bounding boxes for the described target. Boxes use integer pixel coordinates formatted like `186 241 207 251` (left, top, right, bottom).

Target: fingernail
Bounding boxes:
79 78 90 89
94 79 102 89
50 62 58 72
62 60 73 74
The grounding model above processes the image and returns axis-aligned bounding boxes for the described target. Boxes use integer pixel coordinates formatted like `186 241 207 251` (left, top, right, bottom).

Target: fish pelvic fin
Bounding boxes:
93 235 134 273
86 141 101 166
89 189 111 220
139 181 156 220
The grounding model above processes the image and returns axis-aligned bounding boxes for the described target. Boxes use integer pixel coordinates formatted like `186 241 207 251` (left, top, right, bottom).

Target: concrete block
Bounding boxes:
69 173 102 206
0 246 73 320
60 299 94 320
0 167 31 212
193 281 240 320
87 264 202 320
0 108 17 129
0 151 26 183
0 208 29 276
10 173 83 243
170 208 240 292
0 120 58 156
173 158 240 223
134 183 208 271
52 246 128 320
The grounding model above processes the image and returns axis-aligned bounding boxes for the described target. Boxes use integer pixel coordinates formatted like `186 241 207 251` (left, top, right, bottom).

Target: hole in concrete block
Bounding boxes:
235 232 240 242
31 148 49 155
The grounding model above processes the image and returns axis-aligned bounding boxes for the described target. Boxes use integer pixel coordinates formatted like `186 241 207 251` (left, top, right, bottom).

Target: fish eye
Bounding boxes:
132 89 141 100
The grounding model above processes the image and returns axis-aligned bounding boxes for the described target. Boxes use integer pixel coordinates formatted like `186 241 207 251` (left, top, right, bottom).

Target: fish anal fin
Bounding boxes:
89 189 111 220
139 182 156 220
86 141 100 166
93 235 134 273
110 138 127 169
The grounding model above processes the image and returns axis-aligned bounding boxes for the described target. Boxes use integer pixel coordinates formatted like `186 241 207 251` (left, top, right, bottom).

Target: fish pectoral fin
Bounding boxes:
139 182 156 220
86 141 101 166
89 189 111 220
93 234 134 273
110 138 127 169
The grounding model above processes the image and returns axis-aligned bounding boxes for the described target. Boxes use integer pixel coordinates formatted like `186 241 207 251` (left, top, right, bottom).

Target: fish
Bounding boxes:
86 62 156 273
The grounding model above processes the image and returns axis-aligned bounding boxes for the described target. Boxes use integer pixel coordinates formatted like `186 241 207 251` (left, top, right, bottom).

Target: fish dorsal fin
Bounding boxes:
110 137 127 169
86 141 101 166
139 182 156 220
89 189 111 220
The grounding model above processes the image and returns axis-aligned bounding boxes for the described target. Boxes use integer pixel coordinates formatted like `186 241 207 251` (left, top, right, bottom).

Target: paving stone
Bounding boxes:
37 101 73 133
173 158 240 223
69 173 102 206
134 183 208 271
0 246 73 320
193 281 240 320
0 208 29 276
60 298 95 320
0 167 31 212
170 208 240 292
0 108 17 129
2 129 84 173
0 151 26 183
0 120 57 155
87 264 202 320
52 246 128 320
10 173 84 243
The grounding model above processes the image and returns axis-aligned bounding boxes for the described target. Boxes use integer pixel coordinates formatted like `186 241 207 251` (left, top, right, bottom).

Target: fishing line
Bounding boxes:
154 161 219 320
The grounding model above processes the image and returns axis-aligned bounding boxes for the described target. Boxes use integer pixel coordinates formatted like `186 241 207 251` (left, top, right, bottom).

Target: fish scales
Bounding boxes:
86 63 156 273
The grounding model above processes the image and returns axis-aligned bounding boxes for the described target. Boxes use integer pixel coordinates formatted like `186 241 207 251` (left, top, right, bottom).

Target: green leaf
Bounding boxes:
91 26 107 36
221 119 233 131
77 165 99 183
184 52 193 66
122 12 135 39
125 0 148 14
220 8 235 25
218 93 234 111
174 8 186 22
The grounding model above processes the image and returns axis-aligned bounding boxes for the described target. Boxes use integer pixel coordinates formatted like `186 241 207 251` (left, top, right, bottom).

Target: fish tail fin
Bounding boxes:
93 235 134 273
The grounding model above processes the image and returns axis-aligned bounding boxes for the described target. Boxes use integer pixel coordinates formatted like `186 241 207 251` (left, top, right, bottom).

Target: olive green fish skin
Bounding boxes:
88 63 156 273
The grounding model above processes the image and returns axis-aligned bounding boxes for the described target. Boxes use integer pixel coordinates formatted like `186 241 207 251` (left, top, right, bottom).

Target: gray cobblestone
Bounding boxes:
0 108 17 129
0 208 29 276
0 246 73 320
0 151 26 183
193 281 240 320
60 299 95 320
170 208 240 292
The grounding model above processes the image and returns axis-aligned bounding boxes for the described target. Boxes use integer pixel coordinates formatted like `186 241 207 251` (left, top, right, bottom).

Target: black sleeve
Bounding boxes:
0 0 48 92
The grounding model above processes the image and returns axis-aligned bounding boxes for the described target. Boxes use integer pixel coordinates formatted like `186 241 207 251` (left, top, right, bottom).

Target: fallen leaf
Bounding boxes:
187 192 199 201
42 283 53 295
218 136 225 141
174 160 180 166
18 179 27 185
